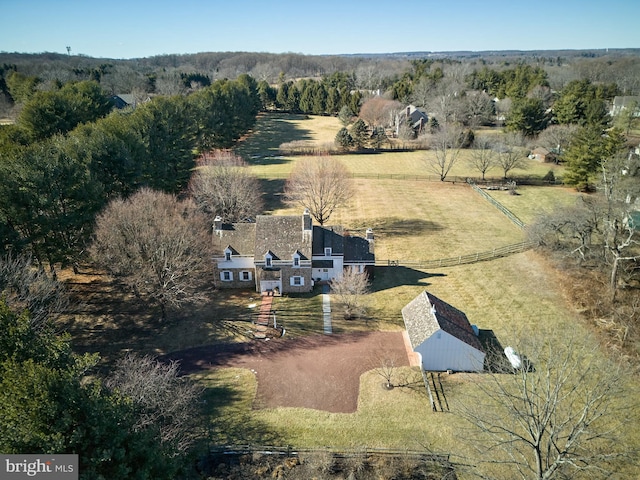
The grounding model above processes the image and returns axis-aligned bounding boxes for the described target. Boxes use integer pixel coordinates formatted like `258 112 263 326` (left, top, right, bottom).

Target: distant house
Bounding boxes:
529 147 551 162
109 93 150 109
213 210 374 294
401 291 485 372
395 105 429 136
610 96 640 117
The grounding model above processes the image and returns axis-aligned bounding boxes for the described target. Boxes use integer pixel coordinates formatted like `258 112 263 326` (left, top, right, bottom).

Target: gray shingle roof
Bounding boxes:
213 222 256 255
402 291 483 352
344 234 375 264
254 215 312 260
312 226 345 255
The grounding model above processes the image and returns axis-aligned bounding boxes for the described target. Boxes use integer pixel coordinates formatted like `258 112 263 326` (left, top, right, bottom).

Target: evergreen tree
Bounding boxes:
564 126 626 191
506 97 548 136
0 301 187 479
350 119 369 150
335 127 353 151
18 81 111 142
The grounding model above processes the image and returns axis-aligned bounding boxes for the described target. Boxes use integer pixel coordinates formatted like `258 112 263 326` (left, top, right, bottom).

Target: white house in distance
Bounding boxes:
401 291 485 372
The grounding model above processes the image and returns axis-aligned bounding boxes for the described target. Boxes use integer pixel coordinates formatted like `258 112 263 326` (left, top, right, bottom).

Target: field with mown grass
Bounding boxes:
61 113 638 477
186 113 639 478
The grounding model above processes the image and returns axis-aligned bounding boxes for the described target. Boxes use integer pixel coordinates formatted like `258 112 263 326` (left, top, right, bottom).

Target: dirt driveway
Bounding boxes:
166 331 410 413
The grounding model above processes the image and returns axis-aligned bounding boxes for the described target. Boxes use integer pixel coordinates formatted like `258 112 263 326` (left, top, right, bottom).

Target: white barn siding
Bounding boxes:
416 330 485 372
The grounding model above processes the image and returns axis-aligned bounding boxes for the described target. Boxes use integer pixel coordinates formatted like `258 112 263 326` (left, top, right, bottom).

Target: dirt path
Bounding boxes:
165 331 409 413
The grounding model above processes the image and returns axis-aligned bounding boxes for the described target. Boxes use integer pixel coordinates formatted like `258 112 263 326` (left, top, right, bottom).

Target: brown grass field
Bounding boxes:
60 113 640 478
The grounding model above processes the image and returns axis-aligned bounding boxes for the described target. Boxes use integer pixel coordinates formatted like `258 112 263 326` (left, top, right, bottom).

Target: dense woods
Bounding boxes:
0 72 260 268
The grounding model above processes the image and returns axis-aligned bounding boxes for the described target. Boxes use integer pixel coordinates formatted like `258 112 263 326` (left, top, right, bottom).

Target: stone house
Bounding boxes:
213 210 374 294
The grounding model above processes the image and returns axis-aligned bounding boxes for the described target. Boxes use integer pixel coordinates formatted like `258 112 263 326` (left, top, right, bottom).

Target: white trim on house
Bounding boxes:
220 270 233 282
290 276 305 286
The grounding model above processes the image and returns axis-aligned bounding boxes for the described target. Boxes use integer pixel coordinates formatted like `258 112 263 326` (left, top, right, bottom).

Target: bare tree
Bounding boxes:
411 76 437 109
494 133 527 178
329 269 370 319
284 156 353 225
455 331 635 480
0 253 68 329
462 91 495 127
427 80 465 126
468 136 497 180
537 124 579 162
189 150 263 223
358 96 401 129
90 188 212 320
526 196 600 262
600 150 640 300
106 354 202 453
425 125 465 181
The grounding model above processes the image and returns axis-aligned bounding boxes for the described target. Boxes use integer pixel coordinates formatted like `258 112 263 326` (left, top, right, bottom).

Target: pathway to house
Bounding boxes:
322 284 332 334
254 292 274 339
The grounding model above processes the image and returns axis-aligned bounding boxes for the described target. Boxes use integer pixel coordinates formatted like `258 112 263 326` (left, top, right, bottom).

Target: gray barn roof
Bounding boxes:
402 291 483 352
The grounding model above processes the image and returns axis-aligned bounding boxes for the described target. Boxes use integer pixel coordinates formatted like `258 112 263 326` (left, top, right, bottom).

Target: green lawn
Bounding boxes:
484 185 582 225
184 114 640 463
239 114 568 185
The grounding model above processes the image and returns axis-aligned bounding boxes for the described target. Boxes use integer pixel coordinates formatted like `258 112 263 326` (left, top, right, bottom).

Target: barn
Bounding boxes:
401 291 485 372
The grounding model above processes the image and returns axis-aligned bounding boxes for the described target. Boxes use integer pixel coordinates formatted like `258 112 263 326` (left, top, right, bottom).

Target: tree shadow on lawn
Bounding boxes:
59 276 258 368
371 266 446 292
201 381 284 446
478 329 535 373
164 330 384 373
259 178 287 213
350 217 444 237
236 113 313 160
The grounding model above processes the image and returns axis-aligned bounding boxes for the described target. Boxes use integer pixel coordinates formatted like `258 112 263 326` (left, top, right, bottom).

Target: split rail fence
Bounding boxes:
378 241 534 270
208 444 450 464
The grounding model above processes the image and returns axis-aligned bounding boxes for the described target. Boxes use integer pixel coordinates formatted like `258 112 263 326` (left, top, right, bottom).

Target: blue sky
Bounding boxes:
1 0 638 59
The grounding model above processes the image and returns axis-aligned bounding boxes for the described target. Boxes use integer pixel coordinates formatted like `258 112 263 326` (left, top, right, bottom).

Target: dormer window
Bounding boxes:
225 250 232 261
324 247 332 257
265 253 273 268
293 253 300 267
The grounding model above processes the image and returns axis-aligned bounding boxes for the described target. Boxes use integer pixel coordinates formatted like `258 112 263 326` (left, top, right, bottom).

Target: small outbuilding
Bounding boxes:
401 291 485 372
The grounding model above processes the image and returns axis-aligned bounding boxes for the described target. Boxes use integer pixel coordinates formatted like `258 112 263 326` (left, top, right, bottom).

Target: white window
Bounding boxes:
265 254 272 267
225 251 232 261
290 276 304 286
221 271 233 281
324 247 332 256
293 255 300 267
241 271 252 281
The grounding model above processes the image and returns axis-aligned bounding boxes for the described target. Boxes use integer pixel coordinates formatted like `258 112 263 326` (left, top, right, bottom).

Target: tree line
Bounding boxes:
0 74 260 269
